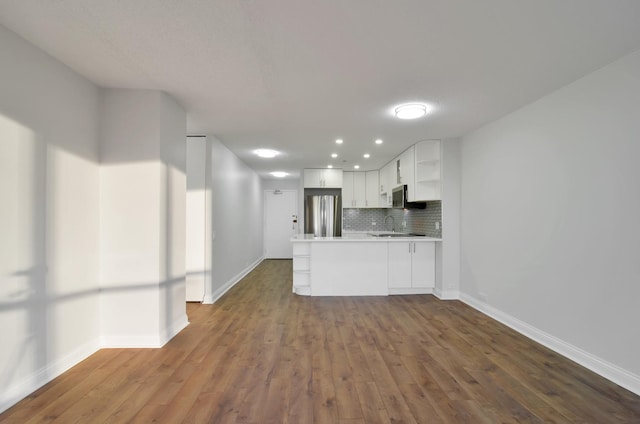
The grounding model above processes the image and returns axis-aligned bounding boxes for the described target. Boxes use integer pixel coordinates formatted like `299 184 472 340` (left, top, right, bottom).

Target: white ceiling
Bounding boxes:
2 1 640 179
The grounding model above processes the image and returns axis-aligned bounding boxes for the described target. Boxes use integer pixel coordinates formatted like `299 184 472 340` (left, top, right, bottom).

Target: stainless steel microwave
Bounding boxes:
392 185 426 209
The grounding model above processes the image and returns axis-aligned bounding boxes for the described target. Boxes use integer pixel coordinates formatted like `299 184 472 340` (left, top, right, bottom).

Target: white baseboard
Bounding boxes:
203 256 264 304
433 288 460 300
159 315 190 347
388 287 434 295
0 339 100 414
100 314 189 348
100 334 165 348
460 293 640 396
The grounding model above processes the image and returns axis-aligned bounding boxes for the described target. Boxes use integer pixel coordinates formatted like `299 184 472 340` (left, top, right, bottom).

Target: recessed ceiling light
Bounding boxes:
254 148 279 158
327 165 333 169
335 139 343 144
363 153 370 159
331 153 338 158
354 165 360 169
394 103 428 120
270 171 288 178
375 139 383 145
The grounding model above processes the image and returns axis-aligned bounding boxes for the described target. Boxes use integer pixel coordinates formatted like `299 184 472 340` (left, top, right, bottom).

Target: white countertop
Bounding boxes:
291 232 442 242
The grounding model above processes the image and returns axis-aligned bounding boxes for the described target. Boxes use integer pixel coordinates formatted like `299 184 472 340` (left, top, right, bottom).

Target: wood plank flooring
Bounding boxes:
2 259 639 423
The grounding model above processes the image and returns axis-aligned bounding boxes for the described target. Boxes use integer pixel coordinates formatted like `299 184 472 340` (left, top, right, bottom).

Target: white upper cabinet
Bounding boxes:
365 171 379 208
343 171 379 208
343 171 365 207
397 146 416 201
379 161 396 206
414 140 441 201
304 168 343 188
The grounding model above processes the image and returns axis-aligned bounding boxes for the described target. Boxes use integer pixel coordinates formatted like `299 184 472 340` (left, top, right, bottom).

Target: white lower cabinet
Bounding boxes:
291 239 437 296
388 241 435 290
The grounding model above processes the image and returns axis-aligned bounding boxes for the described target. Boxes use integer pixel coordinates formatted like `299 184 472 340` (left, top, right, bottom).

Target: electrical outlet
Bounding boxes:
371 222 376 226
435 221 440 230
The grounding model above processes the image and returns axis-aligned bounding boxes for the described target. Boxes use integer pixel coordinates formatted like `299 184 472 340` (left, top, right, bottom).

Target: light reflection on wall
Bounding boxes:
0 114 46 401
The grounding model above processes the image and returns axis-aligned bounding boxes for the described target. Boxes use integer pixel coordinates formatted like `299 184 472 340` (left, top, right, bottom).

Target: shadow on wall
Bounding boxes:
0 114 48 411
0 112 187 412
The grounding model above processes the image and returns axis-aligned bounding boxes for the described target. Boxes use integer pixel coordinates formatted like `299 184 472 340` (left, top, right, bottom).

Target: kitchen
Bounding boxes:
291 139 447 297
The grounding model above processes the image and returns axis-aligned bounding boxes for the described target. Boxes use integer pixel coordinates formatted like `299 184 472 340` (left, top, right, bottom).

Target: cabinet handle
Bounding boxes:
409 243 411 253
413 243 416 253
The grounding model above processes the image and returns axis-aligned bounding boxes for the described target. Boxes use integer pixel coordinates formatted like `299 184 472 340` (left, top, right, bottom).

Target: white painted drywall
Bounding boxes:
262 178 301 191
436 138 461 299
99 89 188 347
0 23 101 412
186 137 207 301
204 136 264 303
460 49 640 390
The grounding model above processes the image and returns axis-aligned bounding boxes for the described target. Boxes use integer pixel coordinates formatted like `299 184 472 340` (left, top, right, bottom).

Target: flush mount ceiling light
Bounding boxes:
363 153 370 159
354 165 360 169
394 103 428 120
335 139 343 144
327 165 333 169
375 139 383 145
331 153 338 158
254 149 279 158
270 171 288 178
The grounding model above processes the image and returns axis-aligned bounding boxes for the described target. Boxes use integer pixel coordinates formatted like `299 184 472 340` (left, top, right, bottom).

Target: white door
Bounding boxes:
264 190 298 258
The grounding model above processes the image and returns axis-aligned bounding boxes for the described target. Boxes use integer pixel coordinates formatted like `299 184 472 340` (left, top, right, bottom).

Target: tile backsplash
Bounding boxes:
343 201 442 238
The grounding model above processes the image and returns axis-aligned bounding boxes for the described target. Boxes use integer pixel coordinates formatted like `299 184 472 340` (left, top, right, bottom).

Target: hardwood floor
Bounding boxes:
2 259 639 423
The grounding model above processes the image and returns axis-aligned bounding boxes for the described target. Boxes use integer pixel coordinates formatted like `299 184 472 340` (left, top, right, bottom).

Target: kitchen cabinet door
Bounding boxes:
343 172 367 208
353 172 366 207
303 169 323 187
388 241 436 289
398 146 415 201
304 169 343 188
380 161 395 206
388 242 412 288
365 171 379 207
323 169 343 188
342 172 355 207
411 241 435 288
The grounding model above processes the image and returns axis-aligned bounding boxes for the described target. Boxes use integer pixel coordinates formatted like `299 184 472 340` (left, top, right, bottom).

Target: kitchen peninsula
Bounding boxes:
291 233 442 296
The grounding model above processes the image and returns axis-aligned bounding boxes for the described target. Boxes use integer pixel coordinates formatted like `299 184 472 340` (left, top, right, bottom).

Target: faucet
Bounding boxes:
384 215 395 232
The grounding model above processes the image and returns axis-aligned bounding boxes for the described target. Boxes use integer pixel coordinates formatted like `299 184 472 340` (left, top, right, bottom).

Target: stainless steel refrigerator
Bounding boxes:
304 194 342 237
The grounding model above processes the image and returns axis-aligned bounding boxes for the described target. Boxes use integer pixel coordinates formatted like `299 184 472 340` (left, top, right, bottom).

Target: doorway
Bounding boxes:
264 189 298 258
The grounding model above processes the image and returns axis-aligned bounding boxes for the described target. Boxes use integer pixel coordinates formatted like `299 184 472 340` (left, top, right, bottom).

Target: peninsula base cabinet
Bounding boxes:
290 238 438 296
388 241 436 294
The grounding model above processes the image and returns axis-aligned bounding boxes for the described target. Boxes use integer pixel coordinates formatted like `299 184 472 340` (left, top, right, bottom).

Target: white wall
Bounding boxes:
186 137 207 301
0 24 101 411
262 178 301 191
460 49 640 393
435 138 461 299
99 89 188 347
204 136 264 303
